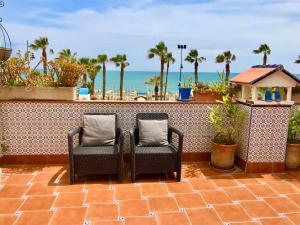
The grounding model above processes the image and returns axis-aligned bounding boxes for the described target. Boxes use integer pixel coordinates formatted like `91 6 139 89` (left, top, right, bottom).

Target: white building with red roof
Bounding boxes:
230 65 300 105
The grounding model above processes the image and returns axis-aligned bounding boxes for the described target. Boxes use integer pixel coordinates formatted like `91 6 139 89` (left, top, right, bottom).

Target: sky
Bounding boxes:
1 0 300 73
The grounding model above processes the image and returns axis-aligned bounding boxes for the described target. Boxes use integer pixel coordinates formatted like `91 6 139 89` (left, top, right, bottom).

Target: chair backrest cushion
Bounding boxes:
138 119 168 146
81 114 116 146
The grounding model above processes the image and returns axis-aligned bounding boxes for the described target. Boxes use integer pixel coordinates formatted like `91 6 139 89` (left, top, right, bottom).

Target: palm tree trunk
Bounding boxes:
91 79 95 95
42 48 47 76
225 63 230 82
263 53 267 65
120 66 124 100
102 63 106 100
195 60 199 84
160 59 164 100
155 85 158 101
164 62 170 99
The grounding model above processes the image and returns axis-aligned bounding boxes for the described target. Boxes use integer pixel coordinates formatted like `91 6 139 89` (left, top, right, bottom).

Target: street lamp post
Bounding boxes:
177 44 187 87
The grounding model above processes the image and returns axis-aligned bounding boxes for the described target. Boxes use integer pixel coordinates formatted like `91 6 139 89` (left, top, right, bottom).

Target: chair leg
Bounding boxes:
118 172 123 183
70 170 75 184
176 170 181 182
131 171 136 183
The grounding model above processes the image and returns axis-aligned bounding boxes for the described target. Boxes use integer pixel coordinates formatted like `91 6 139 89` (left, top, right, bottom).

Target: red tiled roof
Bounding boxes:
230 68 275 84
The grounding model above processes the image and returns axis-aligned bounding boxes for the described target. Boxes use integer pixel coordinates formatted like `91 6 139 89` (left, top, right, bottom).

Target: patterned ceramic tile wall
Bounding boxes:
236 104 252 161
0 102 217 155
247 106 291 163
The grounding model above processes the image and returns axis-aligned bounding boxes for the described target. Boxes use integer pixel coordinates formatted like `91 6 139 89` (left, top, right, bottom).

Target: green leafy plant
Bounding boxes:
181 76 193 88
48 59 86 87
209 95 247 145
0 136 8 153
288 108 300 144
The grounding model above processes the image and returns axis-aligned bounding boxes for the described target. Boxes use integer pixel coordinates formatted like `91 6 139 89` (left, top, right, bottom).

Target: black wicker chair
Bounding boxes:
68 113 124 184
130 113 184 182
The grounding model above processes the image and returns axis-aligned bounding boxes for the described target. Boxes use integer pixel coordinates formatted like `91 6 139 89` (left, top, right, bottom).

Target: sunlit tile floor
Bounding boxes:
0 162 300 225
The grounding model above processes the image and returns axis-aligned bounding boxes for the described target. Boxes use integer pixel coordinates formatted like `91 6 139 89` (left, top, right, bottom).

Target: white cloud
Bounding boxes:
2 0 300 73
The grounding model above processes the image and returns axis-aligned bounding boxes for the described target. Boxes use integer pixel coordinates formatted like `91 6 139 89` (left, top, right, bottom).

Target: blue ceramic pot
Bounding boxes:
264 91 272 102
274 91 281 102
179 88 192 100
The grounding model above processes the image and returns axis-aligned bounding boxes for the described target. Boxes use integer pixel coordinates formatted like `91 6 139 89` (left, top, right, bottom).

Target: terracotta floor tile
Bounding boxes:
200 169 226 177
141 183 168 197
288 194 300 207
125 216 157 225
4 174 34 185
0 198 24 214
86 204 118 221
91 221 123 225
257 174 282 181
0 214 17 225
200 189 232 204
266 181 299 194
15 211 53 225
240 200 278 218
246 184 279 198
272 173 297 180
86 189 114 204
214 204 252 223
233 223 261 225
115 186 141 200
285 213 300 225
31 173 58 183
224 187 257 201
19 195 56 211
174 193 206 208
42 165 67 174
56 183 84 193
157 212 190 225
211 176 239 187
260 217 292 225
119 199 149 217
186 208 223 225
148 196 178 212
188 179 217 190
0 185 29 198
263 197 300 214
231 174 261 185
54 192 85 207
50 207 87 225
26 183 57 195
165 182 192 193
84 181 111 190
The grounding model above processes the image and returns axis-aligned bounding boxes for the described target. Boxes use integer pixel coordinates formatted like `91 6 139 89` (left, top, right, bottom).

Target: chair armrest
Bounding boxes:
130 128 137 154
169 126 184 153
67 127 82 153
116 127 124 153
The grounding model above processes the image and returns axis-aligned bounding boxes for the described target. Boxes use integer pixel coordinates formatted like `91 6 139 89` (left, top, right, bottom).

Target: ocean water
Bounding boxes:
92 71 238 94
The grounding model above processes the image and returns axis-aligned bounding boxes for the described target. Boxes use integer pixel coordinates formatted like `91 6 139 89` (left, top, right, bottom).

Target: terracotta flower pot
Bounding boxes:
211 142 237 170
193 90 222 102
285 143 300 169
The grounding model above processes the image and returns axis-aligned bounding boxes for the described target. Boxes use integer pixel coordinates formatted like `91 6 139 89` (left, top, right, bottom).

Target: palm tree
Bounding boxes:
295 55 300 64
78 57 90 83
164 53 175 99
29 37 53 76
185 49 206 84
145 75 160 100
86 58 101 95
148 41 168 100
253 44 271 65
216 51 236 82
110 54 129 100
57 48 77 63
97 54 109 100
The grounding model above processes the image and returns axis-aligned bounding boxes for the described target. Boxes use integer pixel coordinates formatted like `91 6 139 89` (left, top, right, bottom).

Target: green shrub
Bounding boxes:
288 108 300 144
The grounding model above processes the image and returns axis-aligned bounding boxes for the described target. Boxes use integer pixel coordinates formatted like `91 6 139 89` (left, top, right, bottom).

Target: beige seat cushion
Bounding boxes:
138 120 168 146
82 114 116 146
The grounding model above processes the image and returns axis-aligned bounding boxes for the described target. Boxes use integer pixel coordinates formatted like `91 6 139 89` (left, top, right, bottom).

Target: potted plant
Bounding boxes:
0 51 86 100
193 72 230 102
179 76 193 100
209 95 247 171
285 108 300 169
0 136 8 155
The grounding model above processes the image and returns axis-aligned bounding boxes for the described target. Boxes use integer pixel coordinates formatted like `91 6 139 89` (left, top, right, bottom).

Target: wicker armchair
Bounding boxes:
130 113 184 182
68 113 124 184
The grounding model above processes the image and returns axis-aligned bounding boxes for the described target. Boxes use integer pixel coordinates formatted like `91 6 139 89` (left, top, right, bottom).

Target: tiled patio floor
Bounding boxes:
0 162 300 225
